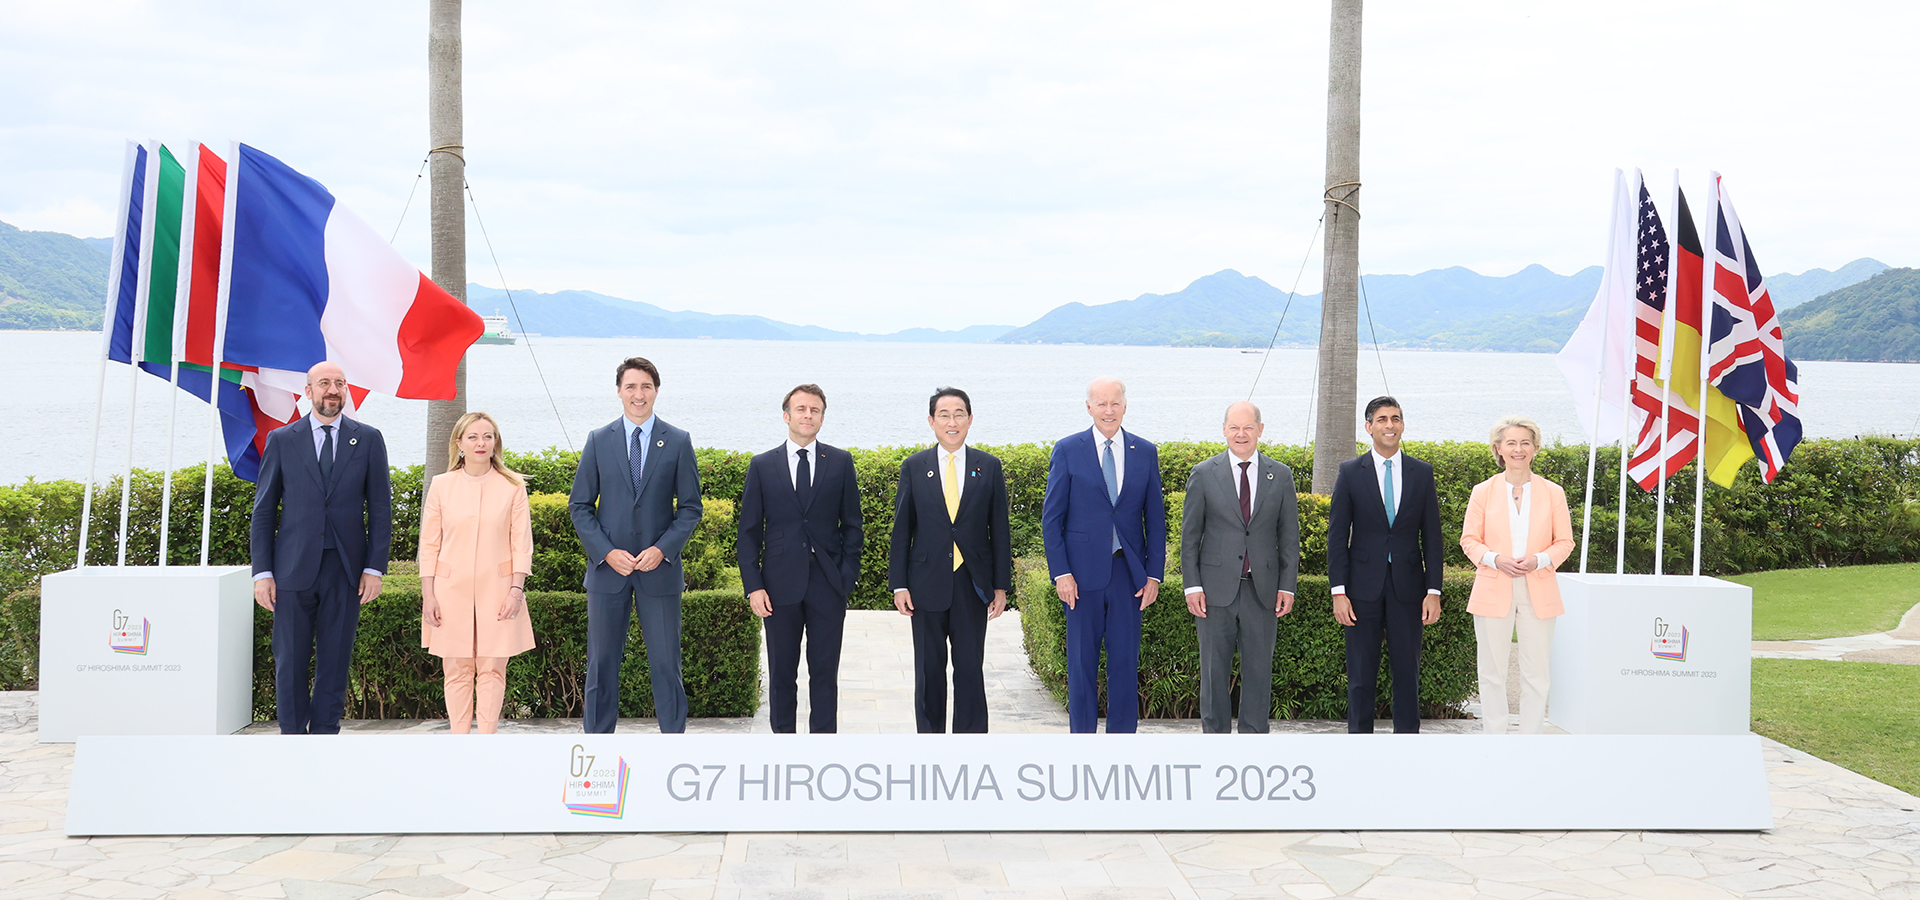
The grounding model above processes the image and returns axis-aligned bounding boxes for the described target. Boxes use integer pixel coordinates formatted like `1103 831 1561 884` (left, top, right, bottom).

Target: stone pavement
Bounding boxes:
1751 600 1920 665
5 610 1920 899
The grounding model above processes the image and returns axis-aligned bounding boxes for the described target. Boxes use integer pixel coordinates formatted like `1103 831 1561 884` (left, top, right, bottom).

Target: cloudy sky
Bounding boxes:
2 1 1912 333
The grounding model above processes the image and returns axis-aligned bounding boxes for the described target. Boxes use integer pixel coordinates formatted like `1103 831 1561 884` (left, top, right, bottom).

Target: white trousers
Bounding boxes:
1473 579 1554 734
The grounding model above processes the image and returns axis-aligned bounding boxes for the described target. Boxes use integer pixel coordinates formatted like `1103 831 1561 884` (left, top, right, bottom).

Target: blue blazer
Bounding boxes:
1327 453 1445 604
1041 428 1166 593
887 446 1013 612
568 416 705 596
248 416 393 593
737 442 864 605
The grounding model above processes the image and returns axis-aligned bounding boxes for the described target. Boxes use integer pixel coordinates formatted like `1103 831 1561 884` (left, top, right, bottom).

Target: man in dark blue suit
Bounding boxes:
1042 378 1166 734
250 361 392 735
569 357 705 734
738 384 864 734
1328 395 1445 734
888 387 1012 733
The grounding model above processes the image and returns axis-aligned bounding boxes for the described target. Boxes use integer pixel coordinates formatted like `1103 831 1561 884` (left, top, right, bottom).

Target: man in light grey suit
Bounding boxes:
569 356 704 734
1180 401 1300 734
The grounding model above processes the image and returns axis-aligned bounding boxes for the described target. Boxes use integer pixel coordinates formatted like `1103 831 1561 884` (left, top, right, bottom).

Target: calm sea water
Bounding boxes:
4 331 1913 485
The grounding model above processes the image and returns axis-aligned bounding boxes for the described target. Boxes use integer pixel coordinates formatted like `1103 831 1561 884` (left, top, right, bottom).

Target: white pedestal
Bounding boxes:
38 566 255 743
1549 572 1753 735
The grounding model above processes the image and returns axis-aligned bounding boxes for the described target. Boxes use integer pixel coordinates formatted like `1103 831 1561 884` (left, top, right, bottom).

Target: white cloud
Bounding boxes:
1 0 1912 332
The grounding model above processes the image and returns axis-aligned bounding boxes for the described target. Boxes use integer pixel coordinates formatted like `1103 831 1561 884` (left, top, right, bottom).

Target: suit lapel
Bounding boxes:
327 418 362 496
1250 455 1281 522
633 419 667 502
955 447 987 521
288 418 324 494
1355 454 1389 529
1214 453 1242 522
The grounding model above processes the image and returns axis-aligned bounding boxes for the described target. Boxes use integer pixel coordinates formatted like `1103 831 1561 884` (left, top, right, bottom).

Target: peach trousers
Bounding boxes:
443 657 509 734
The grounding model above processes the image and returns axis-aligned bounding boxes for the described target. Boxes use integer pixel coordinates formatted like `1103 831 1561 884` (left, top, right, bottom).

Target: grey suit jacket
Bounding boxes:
568 416 705 596
1179 451 1300 606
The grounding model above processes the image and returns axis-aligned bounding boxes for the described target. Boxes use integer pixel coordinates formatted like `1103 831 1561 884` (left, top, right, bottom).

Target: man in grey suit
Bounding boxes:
569 356 704 734
1180 401 1299 734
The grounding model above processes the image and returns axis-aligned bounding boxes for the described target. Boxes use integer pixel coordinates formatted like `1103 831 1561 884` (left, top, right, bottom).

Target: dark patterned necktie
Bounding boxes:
1239 460 1252 576
319 425 335 483
630 427 644 493
795 447 813 509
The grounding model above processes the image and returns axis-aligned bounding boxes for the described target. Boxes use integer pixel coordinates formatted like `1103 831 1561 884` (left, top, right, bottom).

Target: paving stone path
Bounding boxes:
5 610 1920 898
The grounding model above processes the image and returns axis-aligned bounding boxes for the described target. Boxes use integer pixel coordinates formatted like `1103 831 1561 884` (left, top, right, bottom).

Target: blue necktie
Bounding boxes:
1102 438 1120 553
318 424 335 484
630 427 645 493
1382 459 1396 527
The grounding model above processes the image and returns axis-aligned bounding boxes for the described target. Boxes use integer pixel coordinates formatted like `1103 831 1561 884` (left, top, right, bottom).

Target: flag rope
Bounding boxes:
1246 214 1325 403
464 178 574 452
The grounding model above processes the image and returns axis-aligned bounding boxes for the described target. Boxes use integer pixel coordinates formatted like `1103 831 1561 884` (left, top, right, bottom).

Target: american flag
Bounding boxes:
1704 174 1803 483
1626 175 1700 491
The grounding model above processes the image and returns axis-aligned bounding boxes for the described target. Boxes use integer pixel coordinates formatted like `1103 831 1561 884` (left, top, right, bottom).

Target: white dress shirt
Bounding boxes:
254 412 382 582
1332 448 1439 597
1479 478 1553 571
1090 425 1125 494
785 438 816 489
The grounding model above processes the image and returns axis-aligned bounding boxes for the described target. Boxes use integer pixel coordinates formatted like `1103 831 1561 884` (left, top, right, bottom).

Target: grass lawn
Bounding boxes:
1727 562 1920 641
1752 658 1920 797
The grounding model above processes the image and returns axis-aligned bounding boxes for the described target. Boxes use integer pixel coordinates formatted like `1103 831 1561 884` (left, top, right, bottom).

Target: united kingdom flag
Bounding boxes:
1704 173 1802 482
1626 173 1701 491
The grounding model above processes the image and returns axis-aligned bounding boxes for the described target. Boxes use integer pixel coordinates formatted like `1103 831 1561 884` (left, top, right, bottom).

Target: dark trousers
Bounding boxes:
764 557 847 734
272 549 361 735
1065 554 1142 734
1196 577 1277 734
910 562 990 734
585 585 687 734
1344 571 1423 734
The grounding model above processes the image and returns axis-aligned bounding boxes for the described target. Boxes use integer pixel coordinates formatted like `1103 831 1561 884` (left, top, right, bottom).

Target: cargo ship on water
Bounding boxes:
475 312 517 345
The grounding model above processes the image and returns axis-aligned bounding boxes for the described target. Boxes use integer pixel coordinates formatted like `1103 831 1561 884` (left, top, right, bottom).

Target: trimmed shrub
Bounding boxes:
1018 563 1477 721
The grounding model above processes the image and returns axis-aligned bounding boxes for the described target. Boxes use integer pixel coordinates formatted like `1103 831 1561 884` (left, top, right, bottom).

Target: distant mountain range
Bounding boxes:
0 217 1898 357
1782 268 1920 362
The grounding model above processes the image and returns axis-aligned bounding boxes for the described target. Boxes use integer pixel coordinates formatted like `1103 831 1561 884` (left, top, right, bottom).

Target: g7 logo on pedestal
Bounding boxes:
562 743 629 819
1650 617 1688 661
107 608 150 655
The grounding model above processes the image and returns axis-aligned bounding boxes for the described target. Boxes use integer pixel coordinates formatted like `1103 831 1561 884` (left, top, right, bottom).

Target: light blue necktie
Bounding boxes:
1382 459 1395 528
1102 438 1121 553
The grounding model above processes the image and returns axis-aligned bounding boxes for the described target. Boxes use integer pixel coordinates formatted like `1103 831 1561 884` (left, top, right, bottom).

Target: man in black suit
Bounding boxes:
738 384 864 734
568 357 704 734
888 387 1012 733
1329 395 1445 734
250 361 392 735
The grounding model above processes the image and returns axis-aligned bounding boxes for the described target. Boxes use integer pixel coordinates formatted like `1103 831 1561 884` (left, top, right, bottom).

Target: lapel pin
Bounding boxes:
349 438 358 446
926 470 935 478
1265 472 1274 480
657 439 665 447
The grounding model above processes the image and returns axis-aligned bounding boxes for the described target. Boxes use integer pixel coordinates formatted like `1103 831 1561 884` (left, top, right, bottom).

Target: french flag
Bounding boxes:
217 143 482 401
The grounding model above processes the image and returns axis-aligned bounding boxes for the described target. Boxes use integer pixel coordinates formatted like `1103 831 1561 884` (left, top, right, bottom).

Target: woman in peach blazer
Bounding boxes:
419 412 536 734
1459 415 1575 735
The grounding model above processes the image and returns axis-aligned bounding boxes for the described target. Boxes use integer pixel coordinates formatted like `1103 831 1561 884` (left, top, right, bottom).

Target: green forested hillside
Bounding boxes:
0 220 108 330
1782 268 1920 363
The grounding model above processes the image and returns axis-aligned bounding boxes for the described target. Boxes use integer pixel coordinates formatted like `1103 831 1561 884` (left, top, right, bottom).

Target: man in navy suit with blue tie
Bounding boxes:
569 357 705 734
1042 378 1166 734
1328 395 1445 734
738 384 864 734
250 361 393 735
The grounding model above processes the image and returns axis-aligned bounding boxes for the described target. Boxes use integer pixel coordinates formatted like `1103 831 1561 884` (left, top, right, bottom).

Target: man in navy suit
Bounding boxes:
1042 378 1166 734
569 357 705 734
250 361 392 735
888 387 1012 733
1328 395 1445 734
738 384 864 734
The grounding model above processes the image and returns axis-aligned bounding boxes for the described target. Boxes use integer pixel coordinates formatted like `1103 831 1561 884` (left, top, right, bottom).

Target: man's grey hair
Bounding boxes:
1223 401 1262 424
1086 377 1127 399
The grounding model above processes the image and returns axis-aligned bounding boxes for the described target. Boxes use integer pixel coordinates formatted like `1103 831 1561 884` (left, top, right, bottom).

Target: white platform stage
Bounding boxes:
66 732 1773 835
1550 572 1754 735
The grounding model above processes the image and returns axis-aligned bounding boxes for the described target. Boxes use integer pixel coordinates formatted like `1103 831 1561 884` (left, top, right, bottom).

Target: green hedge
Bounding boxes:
1 581 759 719
1017 562 1477 720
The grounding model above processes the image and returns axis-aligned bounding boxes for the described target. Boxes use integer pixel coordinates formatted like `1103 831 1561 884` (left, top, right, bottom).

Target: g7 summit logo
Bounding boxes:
562 744 629 818
1650 617 1687 661
108 608 150 655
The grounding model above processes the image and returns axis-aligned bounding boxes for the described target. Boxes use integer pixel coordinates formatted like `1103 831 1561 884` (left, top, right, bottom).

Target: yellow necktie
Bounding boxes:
945 452 964 570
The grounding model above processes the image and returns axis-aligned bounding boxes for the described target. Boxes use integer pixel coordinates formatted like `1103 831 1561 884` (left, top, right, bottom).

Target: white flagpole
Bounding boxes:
79 141 140 569
1615 170 1643 576
118 139 162 567
203 142 243 566
1693 172 1717 580
1653 169 1681 579
158 143 197 568
1578 170 1626 574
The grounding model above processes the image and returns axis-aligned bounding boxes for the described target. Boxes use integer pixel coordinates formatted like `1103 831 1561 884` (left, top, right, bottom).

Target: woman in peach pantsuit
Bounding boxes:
419 412 536 734
1459 415 1575 735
